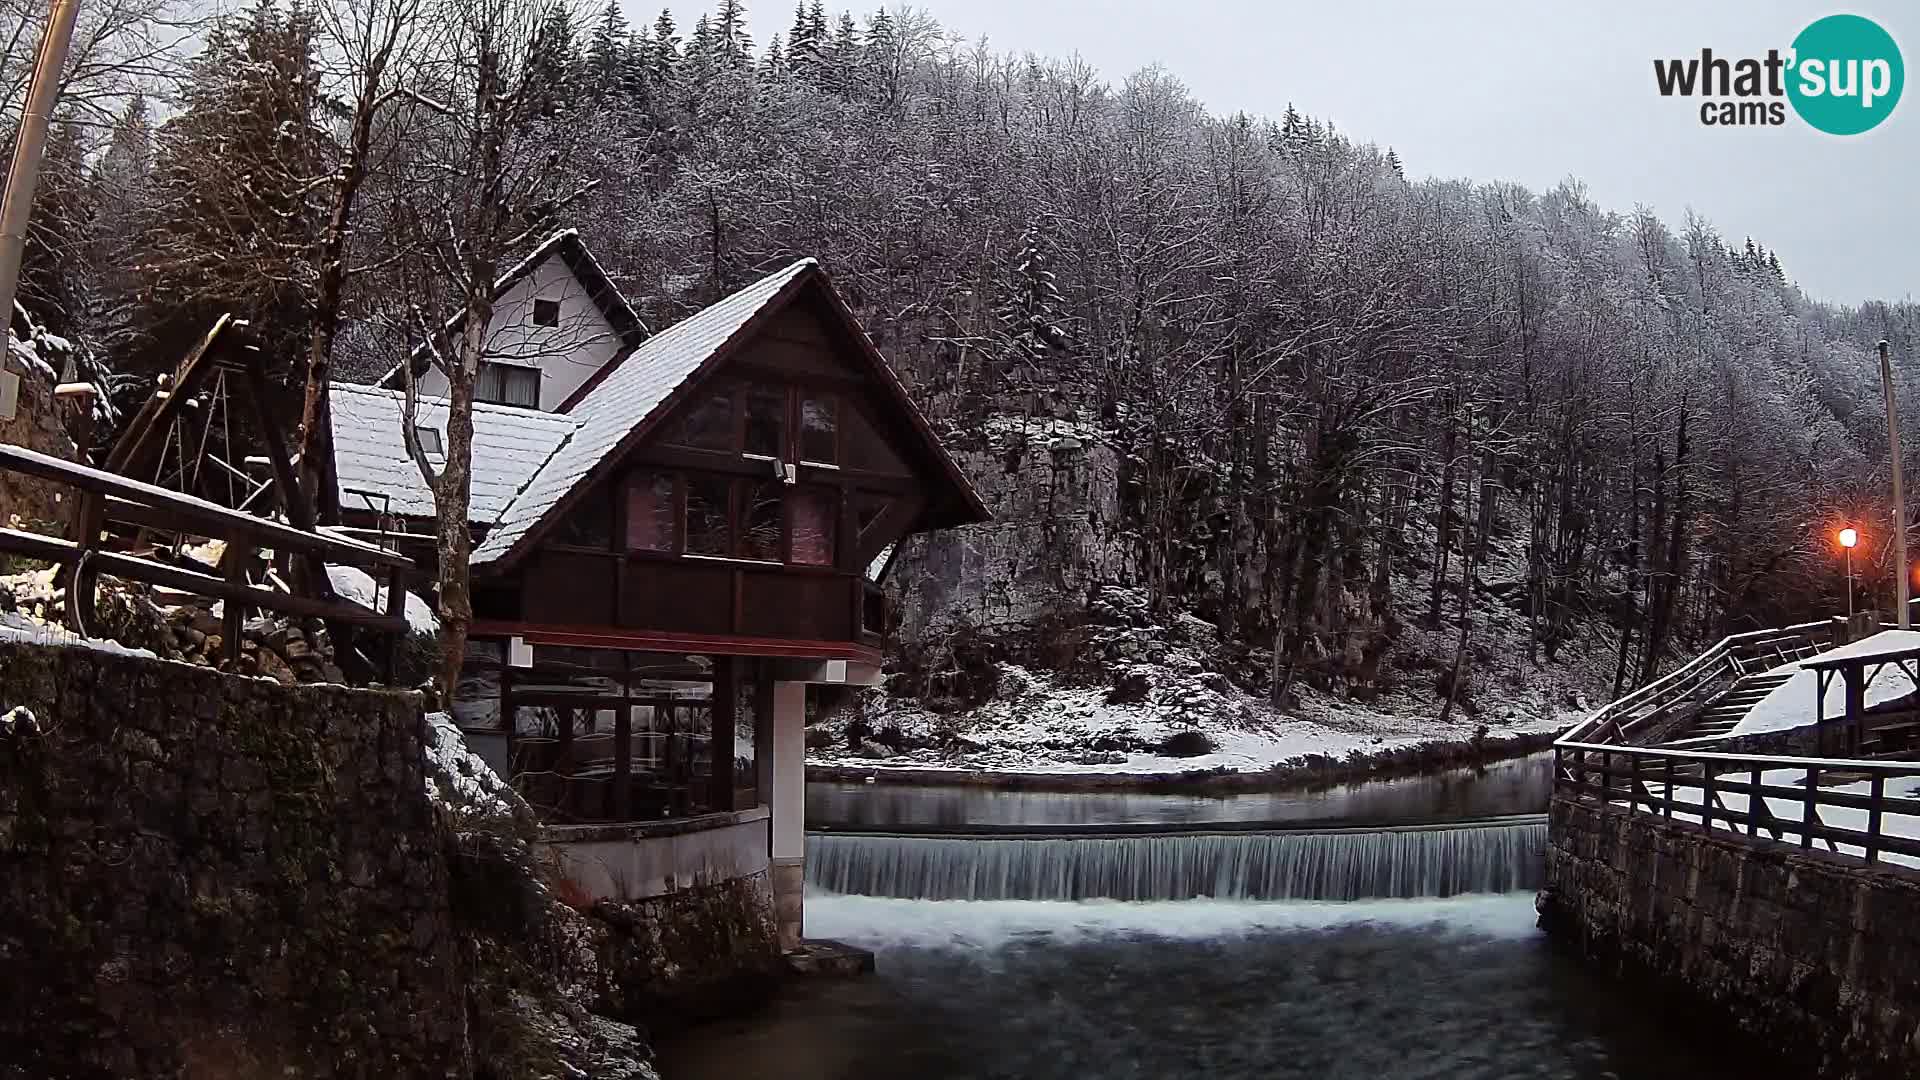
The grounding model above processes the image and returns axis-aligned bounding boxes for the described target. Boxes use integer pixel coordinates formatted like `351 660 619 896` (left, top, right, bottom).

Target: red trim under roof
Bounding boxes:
470 621 884 665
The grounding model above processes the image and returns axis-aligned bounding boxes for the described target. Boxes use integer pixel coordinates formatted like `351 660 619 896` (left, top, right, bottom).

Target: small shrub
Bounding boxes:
1105 670 1152 705
804 727 833 751
845 717 872 748
873 723 910 751
550 872 596 915
1159 729 1215 758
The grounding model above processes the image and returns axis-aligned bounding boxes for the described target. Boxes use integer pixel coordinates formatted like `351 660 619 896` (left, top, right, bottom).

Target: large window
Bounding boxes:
623 470 837 565
744 385 786 457
740 480 785 561
664 381 843 466
476 361 540 407
685 474 732 556
667 386 735 450
800 394 838 464
625 473 676 552
791 488 836 565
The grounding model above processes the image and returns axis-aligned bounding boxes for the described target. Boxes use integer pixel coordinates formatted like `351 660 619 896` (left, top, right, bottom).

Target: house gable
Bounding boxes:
380 230 645 413
467 262 987 654
470 264 985 576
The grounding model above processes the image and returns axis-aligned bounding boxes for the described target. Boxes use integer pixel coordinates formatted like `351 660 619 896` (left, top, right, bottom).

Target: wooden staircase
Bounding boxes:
1660 669 1797 744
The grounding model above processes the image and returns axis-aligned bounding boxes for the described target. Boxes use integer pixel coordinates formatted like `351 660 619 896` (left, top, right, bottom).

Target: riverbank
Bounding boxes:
809 728 1564 793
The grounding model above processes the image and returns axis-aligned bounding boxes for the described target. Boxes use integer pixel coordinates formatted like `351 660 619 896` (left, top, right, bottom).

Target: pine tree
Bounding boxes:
787 2 816 75
764 32 785 74
1385 147 1404 178
586 0 629 95
88 94 153 341
621 25 653 107
713 0 752 69
138 0 328 377
824 10 858 93
683 13 718 103
863 6 895 99
527 4 580 115
650 9 681 91
16 118 92 335
997 224 1071 382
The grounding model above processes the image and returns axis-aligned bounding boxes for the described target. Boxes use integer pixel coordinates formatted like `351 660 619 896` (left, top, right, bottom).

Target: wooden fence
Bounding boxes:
1554 741 1920 865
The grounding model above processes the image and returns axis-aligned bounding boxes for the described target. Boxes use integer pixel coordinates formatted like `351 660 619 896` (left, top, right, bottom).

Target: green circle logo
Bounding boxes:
1788 14 1903 134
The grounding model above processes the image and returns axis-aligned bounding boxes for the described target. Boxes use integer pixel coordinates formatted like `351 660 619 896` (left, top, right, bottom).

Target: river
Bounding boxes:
659 756 1790 1080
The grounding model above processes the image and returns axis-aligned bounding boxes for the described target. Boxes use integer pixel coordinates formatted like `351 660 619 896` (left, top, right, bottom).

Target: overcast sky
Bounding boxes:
651 1 1913 305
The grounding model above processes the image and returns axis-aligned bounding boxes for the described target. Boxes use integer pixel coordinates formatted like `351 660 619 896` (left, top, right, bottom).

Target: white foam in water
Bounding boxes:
806 821 1546 902
805 891 1544 952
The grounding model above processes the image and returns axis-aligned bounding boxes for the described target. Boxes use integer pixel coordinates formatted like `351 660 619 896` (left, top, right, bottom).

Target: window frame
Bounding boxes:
531 297 562 327
413 424 445 458
475 360 540 408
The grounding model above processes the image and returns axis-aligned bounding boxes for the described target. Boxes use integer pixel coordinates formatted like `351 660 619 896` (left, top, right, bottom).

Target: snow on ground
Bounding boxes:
0 610 155 658
818 537 1611 777
810 659 1576 777
421 710 523 820
327 564 439 635
1732 629 1920 736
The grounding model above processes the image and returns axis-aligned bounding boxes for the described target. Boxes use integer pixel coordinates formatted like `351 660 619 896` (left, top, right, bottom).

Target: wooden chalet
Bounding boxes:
330 232 987 947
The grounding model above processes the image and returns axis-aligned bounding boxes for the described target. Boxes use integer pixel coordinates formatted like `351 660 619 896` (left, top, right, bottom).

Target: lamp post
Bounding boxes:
1840 526 1860 619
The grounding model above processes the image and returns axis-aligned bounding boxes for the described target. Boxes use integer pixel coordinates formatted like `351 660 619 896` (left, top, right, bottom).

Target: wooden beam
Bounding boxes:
105 315 234 478
92 493 410 570
710 656 735 812
0 527 408 633
470 619 882 665
240 348 309 530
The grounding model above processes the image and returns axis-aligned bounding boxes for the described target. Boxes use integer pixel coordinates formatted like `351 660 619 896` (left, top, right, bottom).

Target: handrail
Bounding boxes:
1553 613 1920 868
1553 742 1920 866
1557 738 1920 774
1557 618 1835 746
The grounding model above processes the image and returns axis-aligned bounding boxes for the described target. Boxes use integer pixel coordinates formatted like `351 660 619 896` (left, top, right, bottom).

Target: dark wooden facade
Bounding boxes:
469 292 945 664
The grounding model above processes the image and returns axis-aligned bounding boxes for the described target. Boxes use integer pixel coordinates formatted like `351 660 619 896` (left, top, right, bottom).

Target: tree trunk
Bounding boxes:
1427 407 1457 629
297 43 397 531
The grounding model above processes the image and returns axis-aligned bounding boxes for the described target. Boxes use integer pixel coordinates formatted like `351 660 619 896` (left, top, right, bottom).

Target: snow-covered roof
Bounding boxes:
470 258 817 565
329 382 578 523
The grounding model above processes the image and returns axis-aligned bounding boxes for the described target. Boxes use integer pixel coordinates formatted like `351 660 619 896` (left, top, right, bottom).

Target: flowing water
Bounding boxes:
806 818 1546 901
660 758 1792 1080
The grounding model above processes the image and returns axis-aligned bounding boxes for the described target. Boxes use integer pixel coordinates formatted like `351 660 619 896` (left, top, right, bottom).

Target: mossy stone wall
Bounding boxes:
0 641 468 1078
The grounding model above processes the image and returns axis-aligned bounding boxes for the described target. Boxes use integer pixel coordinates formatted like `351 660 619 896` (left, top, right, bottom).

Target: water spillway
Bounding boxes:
804 814 1547 902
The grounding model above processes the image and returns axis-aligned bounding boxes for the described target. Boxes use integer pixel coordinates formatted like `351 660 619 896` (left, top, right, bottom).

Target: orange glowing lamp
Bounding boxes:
1840 527 1859 549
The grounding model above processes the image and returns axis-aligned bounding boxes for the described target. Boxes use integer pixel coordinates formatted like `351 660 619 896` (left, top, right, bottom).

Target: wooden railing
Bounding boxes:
0 442 414 673
1558 620 1835 746
1553 741 1920 866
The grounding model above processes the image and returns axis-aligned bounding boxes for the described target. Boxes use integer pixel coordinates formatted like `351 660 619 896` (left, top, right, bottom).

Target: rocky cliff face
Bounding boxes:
877 406 1617 768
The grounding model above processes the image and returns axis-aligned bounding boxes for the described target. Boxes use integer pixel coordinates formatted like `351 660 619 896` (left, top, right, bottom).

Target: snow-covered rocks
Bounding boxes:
423 709 529 825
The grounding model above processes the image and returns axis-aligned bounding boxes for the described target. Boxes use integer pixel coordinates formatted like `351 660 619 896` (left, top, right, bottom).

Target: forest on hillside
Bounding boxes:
5 0 1916 718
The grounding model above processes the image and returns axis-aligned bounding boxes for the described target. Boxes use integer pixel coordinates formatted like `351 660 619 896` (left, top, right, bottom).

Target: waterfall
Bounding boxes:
805 818 1547 902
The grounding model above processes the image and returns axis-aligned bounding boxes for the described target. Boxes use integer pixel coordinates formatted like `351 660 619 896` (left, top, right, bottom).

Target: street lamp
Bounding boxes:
1840 526 1860 618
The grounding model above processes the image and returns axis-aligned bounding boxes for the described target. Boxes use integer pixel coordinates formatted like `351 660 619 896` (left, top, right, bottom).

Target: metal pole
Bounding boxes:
1847 545 1855 620
0 0 82 344
1881 339 1909 628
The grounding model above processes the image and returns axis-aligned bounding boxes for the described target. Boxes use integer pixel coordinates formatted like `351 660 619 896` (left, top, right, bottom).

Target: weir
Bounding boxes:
805 815 1547 902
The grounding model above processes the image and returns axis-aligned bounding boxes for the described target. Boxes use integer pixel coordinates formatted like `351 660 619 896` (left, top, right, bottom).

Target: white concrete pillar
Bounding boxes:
768 679 807 951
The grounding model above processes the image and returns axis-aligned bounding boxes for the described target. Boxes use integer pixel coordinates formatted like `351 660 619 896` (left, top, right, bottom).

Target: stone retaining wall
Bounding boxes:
0 640 468 1078
1540 793 1920 1080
